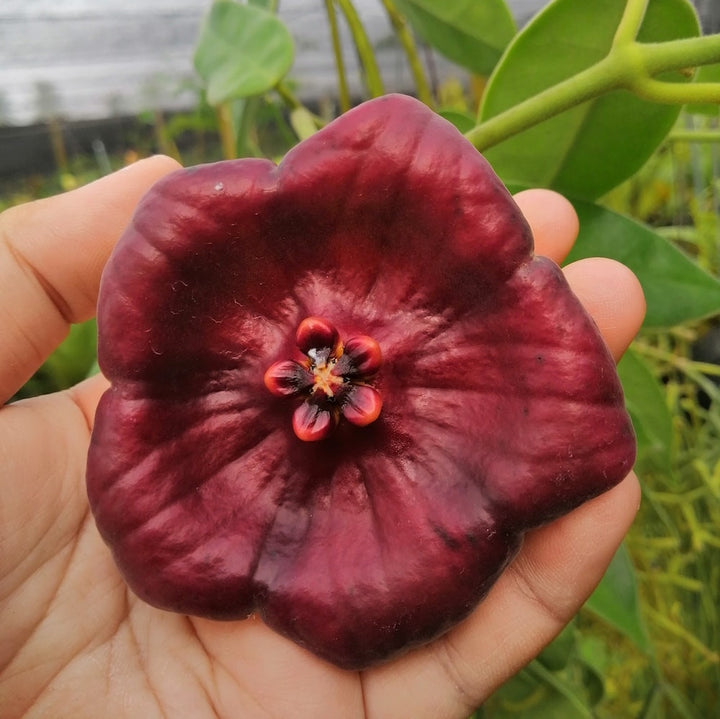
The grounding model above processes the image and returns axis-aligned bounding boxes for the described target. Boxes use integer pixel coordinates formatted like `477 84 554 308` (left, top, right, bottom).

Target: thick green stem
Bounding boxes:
466 31 720 152
640 33 720 74
632 79 720 104
216 102 236 159
324 0 351 112
670 129 720 143
465 55 625 151
379 0 433 107
613 0 649 46
336 0 385 98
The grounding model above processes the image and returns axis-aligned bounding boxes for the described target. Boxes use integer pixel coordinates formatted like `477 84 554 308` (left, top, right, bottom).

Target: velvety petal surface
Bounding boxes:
87 94 635 669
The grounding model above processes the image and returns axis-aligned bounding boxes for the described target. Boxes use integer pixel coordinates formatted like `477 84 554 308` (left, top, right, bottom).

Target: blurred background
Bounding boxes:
2 0 718 178
0 0 546 178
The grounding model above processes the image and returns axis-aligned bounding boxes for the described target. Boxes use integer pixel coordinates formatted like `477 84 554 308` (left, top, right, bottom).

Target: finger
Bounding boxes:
513 189 646 359
0 156 181 402
564 257 646 361
362 471 641 719
514 189 579 263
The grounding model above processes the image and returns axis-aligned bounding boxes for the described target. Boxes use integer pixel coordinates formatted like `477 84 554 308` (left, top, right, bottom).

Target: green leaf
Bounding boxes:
584 543 651 654
393 0 516 76
194 0 294 105
566 200 720 327
659 682 704 719
437 108 476 133
618 348 674 473
289 106 319 141
537 622 576 672
575 635 612 706
484 661 594 717
479 0 699 200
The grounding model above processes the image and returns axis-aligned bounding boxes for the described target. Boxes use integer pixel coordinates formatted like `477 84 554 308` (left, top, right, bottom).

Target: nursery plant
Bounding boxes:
10 0 720 716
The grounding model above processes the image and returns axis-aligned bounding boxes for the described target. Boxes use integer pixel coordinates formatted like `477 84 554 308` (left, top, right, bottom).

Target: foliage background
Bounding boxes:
3 0 720 716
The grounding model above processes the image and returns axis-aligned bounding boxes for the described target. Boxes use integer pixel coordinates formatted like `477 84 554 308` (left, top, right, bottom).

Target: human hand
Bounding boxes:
0 158 643 719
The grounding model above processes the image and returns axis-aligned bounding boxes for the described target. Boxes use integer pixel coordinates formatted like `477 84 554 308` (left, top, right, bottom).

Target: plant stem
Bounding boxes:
336 0 385 98
324 0 351 112
233 99 262 158
275 81 301 110
640 33 720 74
275 81 326 131
631 79 720 104
379 0 433 107
216 102 236 159
465 55 623 151
613 0 649 46
645 606 720 662
465 32 720 152
670 129 720 142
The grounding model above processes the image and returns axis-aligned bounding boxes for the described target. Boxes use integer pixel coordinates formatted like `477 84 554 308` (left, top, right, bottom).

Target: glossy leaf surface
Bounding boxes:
585 543 651 654
394 0 515 75
479 0 699 199
87 95 634 670
566 200 720 327
619 348 674 473
193 0 294 105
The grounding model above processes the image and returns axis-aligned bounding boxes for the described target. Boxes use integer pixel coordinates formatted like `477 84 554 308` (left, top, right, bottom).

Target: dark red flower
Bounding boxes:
86 94 635 670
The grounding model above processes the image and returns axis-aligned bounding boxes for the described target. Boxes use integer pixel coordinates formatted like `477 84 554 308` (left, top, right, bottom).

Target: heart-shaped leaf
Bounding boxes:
394 0 515 76
194 1 294 105
479 0 699 200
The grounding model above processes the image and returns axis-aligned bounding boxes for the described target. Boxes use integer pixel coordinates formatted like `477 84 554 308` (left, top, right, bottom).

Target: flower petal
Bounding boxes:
295 316 340 357
341 335 382 376
263 360 313 396
341 385 383 427
292 402 337 441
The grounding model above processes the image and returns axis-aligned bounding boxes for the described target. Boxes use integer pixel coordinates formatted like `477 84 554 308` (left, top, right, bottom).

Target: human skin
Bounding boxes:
0 156 644 719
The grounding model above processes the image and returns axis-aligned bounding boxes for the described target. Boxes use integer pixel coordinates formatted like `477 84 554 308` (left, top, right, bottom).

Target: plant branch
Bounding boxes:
275 81 304 111
324 0 351 112
379 0 433 107
275 82 326 130
631 78 720 104
613 0 649 46
465 56 623 151
466 31 720 152
669 129 720 142
336 0 385 98
640 33 720 73
216 102 236 159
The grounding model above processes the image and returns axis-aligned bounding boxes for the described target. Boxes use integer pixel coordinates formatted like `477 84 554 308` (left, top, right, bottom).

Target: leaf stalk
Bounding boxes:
466 11 720 153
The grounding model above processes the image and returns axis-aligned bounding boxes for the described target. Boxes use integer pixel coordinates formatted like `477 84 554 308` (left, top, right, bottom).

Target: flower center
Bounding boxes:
264 317 383 442
308 351 344 398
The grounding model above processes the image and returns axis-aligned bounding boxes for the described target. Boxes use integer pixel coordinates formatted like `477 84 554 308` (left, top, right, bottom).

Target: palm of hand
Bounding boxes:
0 157 642 719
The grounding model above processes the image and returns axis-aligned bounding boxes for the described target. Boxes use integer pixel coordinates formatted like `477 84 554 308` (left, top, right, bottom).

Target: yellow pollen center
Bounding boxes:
311 358 344 397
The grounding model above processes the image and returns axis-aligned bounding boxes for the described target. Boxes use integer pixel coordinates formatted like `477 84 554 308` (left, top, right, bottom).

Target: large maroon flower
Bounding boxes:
86 94 635 670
